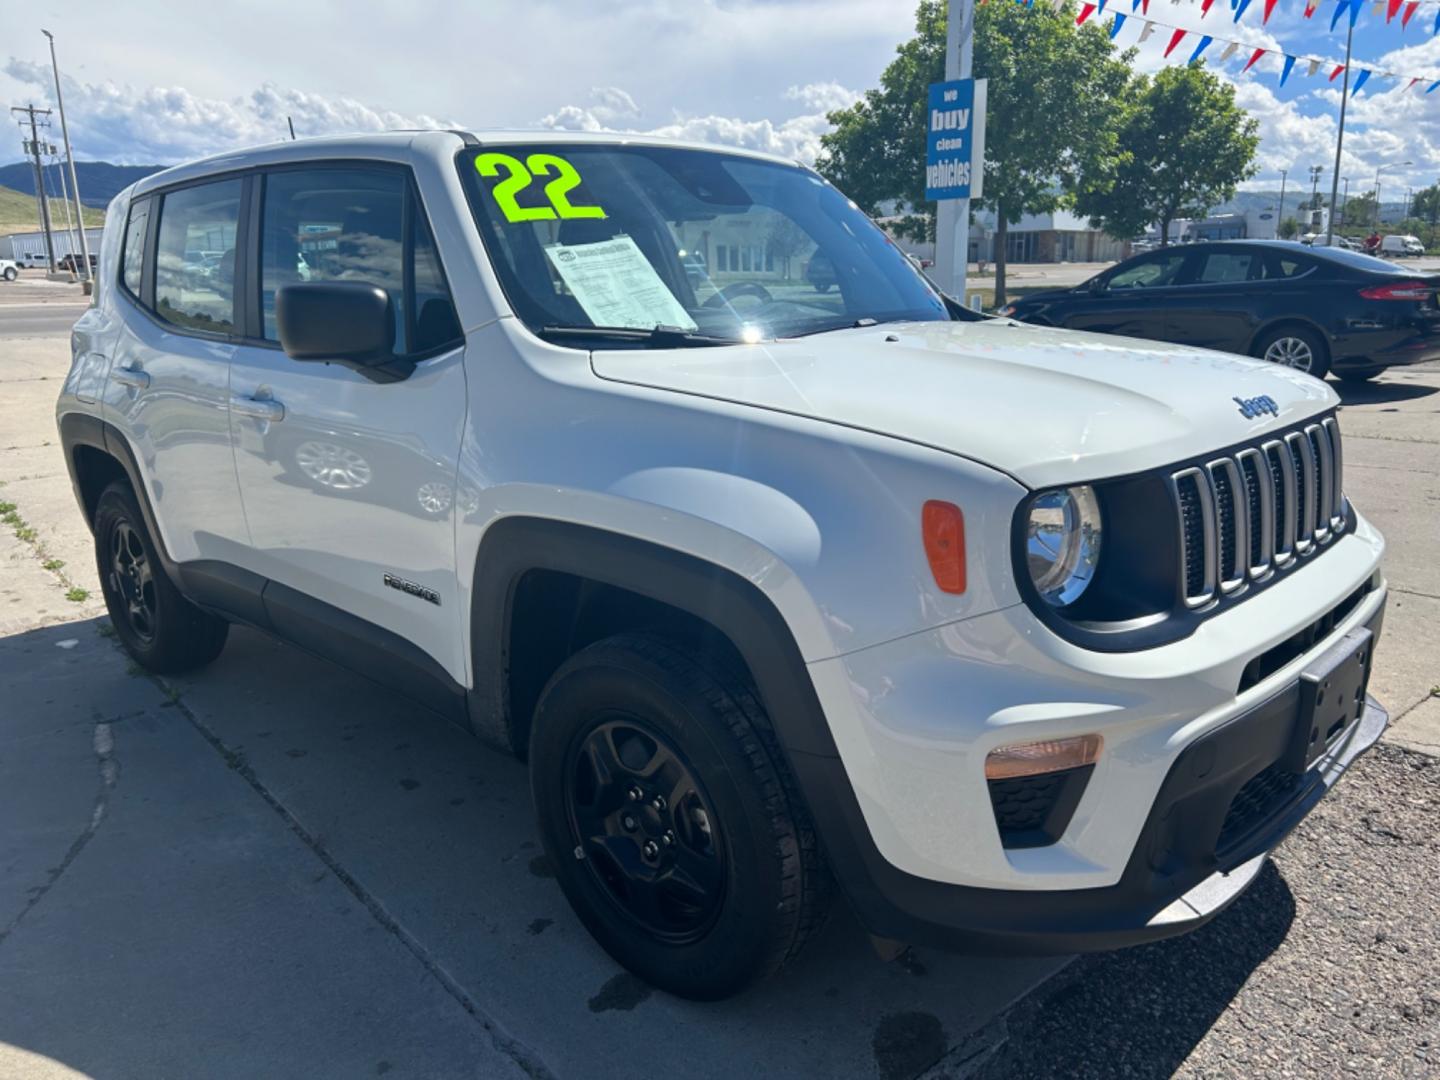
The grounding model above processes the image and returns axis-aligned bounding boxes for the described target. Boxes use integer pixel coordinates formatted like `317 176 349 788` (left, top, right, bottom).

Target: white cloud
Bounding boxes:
3 58 449 164
538 83 860 162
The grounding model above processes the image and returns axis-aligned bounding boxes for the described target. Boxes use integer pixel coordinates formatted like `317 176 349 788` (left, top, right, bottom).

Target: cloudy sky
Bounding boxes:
0 0 1434 198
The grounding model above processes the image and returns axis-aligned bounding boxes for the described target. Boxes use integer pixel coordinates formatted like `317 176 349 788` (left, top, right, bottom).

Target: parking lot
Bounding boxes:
1 277 1437 1078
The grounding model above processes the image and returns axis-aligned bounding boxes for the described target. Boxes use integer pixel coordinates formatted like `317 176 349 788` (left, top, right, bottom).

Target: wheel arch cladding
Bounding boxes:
466 516 840 762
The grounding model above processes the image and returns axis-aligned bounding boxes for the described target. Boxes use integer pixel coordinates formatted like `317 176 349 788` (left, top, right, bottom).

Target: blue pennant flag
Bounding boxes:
1351 68 1371 95
1331 0 1352 31
1189 34 1214 62
1279 54 1296 85
1428 79 1440 93
1110 12 1128 37
1098 0 1108 11
1434 7 1440 34
1233 0 1253 20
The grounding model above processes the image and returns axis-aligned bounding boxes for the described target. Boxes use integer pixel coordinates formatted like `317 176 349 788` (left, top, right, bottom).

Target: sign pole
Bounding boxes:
935 0 975 300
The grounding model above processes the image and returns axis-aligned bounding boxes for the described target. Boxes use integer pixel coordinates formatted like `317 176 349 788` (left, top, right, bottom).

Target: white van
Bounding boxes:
1381 234 1424 257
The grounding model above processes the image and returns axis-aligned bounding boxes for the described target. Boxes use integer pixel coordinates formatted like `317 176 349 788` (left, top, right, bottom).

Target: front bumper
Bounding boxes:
793 680 1387 956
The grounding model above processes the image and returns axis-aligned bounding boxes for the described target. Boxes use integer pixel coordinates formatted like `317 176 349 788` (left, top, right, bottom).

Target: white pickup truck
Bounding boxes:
0 257 17 281
57 131 1388 999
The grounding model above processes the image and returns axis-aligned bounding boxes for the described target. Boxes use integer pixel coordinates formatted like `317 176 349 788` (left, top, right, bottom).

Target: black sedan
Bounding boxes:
995 240 1440 382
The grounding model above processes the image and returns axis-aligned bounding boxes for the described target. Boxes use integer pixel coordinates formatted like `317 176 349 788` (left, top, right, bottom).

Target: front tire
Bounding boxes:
93 481 229 674
2 267 16 282
1254 325 1330 378
529 634 829 1000
1336 369 1379 384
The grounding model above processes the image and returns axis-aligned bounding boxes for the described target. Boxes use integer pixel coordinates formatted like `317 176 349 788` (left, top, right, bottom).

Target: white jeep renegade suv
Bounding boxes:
58 131 1388 1000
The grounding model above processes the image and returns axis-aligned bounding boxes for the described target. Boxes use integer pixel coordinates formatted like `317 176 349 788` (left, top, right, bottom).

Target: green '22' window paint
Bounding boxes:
475 152 607 223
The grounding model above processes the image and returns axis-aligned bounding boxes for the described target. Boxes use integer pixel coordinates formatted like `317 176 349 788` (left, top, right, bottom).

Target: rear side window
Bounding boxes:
154 179 243 334
120 198 150 297
1195 252 1255 284
259 166 460 357
1259 253 1312 280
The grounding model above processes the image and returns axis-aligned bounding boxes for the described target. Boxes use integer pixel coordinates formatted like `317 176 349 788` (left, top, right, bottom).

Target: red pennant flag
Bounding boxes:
1401 1 1419 26
1262 0 1279 21
1386 0 1403 20
1303 0 1318 16
1076 2 1096 23
1409 76 1422 90
1141 0 1150 12
1329 64 1346 81
1164 27 1186 56
1243 47 1266 73
1201 0 1217 13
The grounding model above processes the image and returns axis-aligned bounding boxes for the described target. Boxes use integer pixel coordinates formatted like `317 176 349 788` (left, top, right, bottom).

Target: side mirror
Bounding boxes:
277 282 409 381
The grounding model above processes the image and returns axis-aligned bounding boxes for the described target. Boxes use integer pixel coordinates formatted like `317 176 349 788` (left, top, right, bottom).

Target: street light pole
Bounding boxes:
42 29 91 286
1324 22 1352 246
1374 161 1415 231
1340 177 1350 229
1277 168 1288 234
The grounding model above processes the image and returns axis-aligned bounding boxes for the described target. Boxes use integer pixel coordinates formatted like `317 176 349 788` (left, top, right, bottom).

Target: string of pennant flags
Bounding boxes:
1022 0 1440 95
1051 0 1440 30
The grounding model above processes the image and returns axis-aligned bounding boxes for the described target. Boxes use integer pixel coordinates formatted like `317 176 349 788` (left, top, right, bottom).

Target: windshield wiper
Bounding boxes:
782 317 897 339
538 325 738 348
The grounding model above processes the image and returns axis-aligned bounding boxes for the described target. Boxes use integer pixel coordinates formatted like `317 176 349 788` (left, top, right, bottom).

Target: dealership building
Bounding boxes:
0 227 104 265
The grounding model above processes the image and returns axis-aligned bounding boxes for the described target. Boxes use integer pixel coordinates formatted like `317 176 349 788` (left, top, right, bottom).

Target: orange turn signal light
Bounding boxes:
984 735 1103 781
922 500 966 595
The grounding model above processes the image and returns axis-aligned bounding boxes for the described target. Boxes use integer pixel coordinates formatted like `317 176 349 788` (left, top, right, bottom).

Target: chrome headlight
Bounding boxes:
1025 485 1103 607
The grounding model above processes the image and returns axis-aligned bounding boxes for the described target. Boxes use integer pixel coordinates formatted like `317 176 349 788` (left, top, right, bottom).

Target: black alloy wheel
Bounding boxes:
108 520 158 644
565 716 726 943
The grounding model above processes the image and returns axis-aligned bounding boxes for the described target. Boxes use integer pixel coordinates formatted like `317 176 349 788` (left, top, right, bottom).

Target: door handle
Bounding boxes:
231 396 286 422
112 366 150 390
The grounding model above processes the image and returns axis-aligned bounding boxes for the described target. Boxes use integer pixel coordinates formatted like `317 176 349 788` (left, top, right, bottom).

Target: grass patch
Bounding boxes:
96 621 116 639
42 558 65 571
14 526 36 543
0 501 14 515
65 587 89 602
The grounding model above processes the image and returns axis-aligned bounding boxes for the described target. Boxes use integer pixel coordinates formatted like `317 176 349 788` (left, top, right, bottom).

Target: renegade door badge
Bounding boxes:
384 573 441 606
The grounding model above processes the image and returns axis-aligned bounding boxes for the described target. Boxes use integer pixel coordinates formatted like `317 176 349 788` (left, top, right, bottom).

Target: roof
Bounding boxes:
129 128 804 198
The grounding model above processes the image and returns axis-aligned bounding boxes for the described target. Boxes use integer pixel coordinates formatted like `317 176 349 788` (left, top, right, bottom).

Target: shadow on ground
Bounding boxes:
1333 379 1439 407
945 862 1296 1079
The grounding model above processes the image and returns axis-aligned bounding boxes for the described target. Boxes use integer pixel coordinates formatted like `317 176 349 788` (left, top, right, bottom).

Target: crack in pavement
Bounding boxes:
0 721 118 948
136 668 557 1080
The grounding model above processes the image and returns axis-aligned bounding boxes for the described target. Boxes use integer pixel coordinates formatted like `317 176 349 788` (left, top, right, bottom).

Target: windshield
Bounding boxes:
459 143 949 346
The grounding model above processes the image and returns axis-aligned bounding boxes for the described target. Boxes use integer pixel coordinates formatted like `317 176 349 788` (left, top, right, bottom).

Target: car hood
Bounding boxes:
591 320 1338 488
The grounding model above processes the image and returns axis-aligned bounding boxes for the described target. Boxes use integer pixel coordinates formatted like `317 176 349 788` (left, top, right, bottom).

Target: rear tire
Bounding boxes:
1253 325 1330 378
529 633 829 1000
93 481 228 674
2 267 16 282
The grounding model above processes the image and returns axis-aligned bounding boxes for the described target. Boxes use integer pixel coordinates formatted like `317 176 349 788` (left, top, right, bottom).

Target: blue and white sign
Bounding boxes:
925 78 986 202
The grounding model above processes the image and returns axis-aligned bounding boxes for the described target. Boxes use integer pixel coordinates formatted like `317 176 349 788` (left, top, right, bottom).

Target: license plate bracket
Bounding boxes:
1287 627 1373 773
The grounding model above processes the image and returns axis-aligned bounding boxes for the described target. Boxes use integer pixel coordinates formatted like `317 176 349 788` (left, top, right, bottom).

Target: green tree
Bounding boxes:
817 0 1133 305
1342 190 1379 231
1074 64 1259 247
1278 217 1299 240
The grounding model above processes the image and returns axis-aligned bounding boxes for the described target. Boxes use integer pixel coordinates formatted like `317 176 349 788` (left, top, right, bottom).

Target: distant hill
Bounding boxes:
0 185 105 235
0 160 165 209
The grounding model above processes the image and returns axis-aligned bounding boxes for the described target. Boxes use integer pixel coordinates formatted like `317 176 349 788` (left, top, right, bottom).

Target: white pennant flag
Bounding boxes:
1370 0 1383 13
1219 40 1240 61
1137 19 1156 43
1307 59 1320 77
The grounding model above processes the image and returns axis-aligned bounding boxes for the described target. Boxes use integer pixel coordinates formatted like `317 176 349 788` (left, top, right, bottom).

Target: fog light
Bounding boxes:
984 734 1103 780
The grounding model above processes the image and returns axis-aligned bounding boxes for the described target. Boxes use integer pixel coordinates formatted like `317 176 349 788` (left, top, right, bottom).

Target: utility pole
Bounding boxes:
11 104 58 272
51 150 80 276
1324 24 1351 247
934 0 974 301
1277 168 1288 234
43 30 92 286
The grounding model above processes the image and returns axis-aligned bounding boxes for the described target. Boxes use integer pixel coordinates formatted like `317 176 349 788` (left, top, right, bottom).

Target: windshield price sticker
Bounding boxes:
476 152 607 223
544 235 697 332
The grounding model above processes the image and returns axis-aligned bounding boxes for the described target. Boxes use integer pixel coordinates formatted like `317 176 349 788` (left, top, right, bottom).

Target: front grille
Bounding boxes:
1217 763 1301 854
1171 417 1345 608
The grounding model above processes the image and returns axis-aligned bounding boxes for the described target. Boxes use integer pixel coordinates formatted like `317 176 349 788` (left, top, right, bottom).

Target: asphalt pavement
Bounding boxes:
1 289 1437 1078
